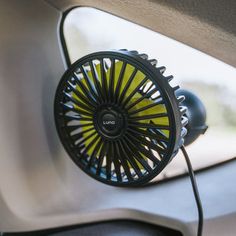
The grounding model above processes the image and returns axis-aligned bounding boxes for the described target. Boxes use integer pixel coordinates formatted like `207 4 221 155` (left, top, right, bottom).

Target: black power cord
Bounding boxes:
181 146 203 236
136 146 204 236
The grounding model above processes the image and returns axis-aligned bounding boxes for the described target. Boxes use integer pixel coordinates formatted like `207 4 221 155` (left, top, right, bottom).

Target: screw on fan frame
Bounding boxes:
54 49 187 186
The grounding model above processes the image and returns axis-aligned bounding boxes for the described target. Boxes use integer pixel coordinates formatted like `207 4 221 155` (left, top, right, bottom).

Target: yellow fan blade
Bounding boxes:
70 61 169 161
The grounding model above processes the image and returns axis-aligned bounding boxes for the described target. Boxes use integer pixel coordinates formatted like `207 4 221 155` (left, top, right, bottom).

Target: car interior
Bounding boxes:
0 1 235 236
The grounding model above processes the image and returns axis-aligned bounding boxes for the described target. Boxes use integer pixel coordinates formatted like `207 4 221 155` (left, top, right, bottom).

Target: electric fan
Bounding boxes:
54 49 188 186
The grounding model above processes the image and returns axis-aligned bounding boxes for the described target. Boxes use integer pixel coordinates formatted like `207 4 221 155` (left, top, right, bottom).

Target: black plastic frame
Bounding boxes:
54 50 183 187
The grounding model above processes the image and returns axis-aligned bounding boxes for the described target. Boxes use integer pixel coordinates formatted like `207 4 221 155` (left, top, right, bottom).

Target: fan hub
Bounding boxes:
96 107 126 139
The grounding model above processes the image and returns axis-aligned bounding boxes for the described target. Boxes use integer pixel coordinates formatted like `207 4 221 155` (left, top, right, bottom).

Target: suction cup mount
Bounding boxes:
176 89 208 146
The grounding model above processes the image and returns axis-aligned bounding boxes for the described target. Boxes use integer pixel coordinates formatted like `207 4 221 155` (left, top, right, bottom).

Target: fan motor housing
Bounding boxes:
54 50 187 186
95 106 127 139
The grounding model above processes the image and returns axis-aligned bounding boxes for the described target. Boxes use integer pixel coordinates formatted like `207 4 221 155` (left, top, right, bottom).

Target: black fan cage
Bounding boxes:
54 50 186 186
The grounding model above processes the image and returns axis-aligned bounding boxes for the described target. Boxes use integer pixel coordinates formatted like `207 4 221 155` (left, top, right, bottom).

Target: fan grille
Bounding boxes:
54 50 185 186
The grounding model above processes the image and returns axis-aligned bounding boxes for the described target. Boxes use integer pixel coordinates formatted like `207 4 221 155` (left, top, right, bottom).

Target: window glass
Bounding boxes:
63 7 236 180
